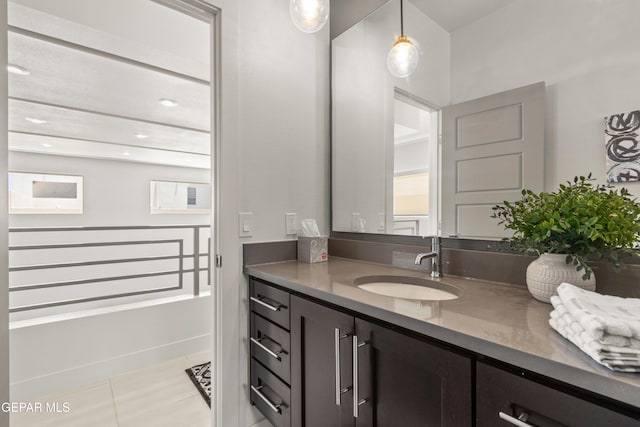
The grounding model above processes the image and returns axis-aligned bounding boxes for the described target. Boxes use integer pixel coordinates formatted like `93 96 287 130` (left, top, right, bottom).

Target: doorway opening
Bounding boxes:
392 90 439 236
7 0 219 424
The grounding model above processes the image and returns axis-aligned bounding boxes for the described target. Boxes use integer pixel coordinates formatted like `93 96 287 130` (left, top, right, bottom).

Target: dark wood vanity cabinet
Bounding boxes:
249 278 292 427
249 278 472 426
290 295 472 427
249 277 639 427
476 362 639 427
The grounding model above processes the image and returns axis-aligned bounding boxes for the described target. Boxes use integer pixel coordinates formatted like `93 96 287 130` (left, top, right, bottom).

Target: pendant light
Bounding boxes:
387 0 419 78
290 0 330 33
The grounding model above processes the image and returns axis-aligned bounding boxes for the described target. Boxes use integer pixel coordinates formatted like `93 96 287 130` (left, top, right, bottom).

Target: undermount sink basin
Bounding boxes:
354 275 462 301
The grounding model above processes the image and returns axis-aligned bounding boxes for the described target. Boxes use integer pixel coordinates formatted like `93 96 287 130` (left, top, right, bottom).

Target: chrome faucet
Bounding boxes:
414 237 441 278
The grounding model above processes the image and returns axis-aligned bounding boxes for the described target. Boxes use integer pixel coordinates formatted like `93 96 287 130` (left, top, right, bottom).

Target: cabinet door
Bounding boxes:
477 362 640 427
291 296 355 427
354 319 472 427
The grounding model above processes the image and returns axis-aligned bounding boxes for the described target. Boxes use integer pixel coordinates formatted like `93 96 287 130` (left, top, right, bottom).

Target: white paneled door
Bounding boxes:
441 82 545 239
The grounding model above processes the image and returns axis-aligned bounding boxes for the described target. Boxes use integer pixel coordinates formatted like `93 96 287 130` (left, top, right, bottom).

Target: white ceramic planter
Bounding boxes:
526 253 596 303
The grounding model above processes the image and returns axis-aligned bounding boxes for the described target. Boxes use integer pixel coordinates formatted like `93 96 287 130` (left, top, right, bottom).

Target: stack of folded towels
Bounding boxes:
549 282 640 372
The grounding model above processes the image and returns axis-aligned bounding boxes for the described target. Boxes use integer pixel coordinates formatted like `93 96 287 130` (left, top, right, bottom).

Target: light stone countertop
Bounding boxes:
245 257 640 411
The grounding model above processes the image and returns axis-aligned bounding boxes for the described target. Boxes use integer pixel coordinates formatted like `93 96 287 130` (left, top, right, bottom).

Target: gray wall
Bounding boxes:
9 152 210 227
214 0 331 425
330 0 388 39
450 0 640 192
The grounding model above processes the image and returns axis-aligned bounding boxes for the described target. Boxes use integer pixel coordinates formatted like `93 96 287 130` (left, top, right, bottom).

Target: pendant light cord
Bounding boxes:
400 0 404 36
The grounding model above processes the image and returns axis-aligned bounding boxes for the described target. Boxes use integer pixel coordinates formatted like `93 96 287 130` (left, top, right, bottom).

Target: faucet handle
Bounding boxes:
431 236 440 252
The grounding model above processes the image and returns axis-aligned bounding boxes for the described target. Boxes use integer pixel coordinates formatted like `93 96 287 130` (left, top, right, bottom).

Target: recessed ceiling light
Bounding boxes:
123 152 131 156
25 117 47 124
158 98 178 107
40 143 52 148
135 133 149 139
7 64 30 75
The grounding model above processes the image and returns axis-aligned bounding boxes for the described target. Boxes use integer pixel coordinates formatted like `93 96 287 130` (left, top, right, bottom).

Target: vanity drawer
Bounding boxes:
476 362 639 427
251 359 291 427
251 312 290 384
250 278 290 330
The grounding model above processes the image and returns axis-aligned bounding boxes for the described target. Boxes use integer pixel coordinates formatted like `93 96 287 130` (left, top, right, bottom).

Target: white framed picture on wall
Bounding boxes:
8 172 84 214
150 180 211 214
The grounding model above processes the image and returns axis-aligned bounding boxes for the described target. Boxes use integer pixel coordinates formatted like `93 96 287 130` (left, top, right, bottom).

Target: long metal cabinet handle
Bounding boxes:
335 328 341 405
352 335 367 418
250 337 282 360
250 296 282 311
251 385 282 414
353 335 359 417
498 411 534 427
334 328 351 406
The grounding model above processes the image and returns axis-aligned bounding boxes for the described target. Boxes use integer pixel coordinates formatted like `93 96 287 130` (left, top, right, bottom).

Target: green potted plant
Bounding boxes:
492 174 640 303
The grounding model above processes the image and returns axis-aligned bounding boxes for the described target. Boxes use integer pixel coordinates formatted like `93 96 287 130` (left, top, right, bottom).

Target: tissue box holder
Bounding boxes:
298 236 328 263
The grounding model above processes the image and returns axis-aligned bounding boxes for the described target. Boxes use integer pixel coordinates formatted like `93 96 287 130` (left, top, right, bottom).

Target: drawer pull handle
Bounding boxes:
352 335 368 418
250 296 283 312
251 385 282 414
250 337 283 360
334 328 352 406
499 411 533 427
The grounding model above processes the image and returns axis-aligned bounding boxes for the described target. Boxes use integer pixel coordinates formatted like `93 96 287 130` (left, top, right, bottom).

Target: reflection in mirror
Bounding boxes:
332 0 640 239
392 92 438 236
332 0 448 236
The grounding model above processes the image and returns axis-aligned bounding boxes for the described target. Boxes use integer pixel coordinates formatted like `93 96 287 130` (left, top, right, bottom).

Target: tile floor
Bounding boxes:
11 351 211 427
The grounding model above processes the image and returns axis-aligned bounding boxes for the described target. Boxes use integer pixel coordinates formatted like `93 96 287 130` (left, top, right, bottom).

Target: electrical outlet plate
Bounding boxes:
285 213 297 235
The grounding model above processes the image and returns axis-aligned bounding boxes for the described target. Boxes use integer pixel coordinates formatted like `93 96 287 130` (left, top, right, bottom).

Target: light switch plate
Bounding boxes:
239 212 253 237
377 212 385 231
352 213 360 232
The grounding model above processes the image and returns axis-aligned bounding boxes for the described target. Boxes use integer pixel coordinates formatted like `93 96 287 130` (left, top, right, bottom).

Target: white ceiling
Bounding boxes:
9 99 210 155
9 133 210 169
9 32 211 131
7 0 211 169
410 0 516 32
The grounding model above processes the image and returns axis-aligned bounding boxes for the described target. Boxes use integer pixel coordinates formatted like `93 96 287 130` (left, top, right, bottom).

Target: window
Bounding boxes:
393 172 429 216
187 187 197 206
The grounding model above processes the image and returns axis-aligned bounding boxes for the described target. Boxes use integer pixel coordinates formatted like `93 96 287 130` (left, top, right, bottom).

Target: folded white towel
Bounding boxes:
553 308 640 359
549 316 640 372
556 283 640 341
550 296 640 356
598 332 640 349
550 295 640 349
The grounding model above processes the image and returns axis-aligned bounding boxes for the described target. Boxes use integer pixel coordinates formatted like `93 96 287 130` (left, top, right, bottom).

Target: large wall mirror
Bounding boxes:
332 0 640 239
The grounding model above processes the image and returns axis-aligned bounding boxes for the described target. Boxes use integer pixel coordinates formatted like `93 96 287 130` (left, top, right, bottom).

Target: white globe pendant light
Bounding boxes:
290 0 330 33
387 0 419 78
